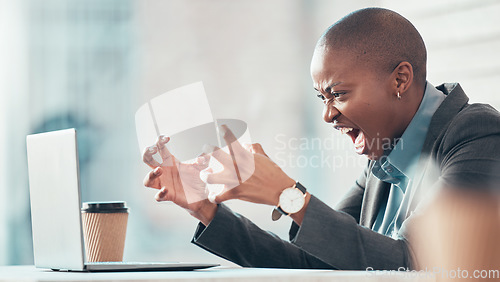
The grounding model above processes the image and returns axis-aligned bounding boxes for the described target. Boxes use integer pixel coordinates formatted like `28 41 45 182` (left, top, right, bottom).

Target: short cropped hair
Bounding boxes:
318 8 427 87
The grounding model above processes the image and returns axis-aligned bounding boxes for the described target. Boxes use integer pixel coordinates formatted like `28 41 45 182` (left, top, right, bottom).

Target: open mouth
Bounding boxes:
336 126 366 155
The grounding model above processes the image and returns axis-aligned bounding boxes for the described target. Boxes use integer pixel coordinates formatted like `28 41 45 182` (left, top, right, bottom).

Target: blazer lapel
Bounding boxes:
360 167 390 228
407 83 470 213
420 83 469 156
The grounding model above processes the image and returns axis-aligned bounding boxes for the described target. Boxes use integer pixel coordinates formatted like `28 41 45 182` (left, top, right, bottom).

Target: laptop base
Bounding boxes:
48 262 218 272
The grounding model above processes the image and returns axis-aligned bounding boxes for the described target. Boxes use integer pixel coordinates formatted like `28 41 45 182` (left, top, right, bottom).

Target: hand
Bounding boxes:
142 135 217 225
201 125 296 206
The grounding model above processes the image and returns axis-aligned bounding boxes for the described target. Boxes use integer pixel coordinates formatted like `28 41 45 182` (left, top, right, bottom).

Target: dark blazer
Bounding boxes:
192 83 500 270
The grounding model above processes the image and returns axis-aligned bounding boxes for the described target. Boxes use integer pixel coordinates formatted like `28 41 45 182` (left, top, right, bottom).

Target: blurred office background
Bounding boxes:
1 0 499 266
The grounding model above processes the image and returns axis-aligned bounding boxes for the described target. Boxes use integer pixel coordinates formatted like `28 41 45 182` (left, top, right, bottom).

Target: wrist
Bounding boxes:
189 200 218 226
289 192 311 226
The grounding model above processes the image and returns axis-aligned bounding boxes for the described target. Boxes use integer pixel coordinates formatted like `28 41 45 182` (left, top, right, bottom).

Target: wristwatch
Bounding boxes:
271 182 307 221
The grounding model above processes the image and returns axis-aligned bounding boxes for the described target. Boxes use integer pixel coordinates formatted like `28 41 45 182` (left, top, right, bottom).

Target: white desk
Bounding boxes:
0 265 435 282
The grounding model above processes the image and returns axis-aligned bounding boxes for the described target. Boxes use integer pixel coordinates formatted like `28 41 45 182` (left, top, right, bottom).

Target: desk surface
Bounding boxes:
0 265 435 282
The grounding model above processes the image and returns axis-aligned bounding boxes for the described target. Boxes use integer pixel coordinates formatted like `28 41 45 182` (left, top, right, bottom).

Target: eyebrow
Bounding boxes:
313 81 342 93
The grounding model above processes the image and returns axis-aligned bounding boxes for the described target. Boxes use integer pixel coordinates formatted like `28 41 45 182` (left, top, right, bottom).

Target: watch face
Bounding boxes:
279 187 305 214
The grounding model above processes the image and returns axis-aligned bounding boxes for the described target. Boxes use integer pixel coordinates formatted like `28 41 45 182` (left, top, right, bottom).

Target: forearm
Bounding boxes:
191 180 308 227
188 201 218 226
290 195 412 270
192 204 334 269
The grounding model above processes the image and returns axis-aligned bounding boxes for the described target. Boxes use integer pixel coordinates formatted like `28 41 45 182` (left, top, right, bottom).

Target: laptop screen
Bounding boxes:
27 128 86 270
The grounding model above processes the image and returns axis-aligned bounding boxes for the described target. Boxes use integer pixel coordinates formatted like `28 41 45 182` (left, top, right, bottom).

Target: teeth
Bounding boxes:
339 127 354 134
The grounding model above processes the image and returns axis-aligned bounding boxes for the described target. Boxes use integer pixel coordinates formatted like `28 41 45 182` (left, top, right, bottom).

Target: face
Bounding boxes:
310 47 402 160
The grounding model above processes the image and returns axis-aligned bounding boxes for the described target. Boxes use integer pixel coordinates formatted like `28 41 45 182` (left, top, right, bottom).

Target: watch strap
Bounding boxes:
276 206 288 216
295 182 306 194
271 208 283 221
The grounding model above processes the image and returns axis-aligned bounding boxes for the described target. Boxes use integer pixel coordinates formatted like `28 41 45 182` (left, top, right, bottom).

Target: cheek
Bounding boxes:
342 87 393 129
354 103 392 136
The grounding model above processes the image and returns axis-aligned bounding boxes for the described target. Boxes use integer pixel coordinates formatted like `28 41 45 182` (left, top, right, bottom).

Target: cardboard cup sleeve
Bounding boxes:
81 202 128 262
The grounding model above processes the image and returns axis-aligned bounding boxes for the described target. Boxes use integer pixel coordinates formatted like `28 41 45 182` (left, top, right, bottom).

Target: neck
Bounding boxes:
395 84 426 138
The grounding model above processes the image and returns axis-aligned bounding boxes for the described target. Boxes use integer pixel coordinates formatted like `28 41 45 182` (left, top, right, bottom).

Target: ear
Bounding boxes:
392 61 413 94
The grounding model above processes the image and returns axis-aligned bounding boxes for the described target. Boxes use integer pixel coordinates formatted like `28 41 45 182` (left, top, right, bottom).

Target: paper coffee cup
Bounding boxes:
81 202 128 262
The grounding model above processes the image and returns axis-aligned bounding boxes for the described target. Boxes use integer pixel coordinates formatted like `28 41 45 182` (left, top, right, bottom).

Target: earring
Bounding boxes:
397 92 401 100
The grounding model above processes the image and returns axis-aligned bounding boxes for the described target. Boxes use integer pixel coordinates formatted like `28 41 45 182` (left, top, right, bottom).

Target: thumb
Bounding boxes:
153 166 163 175
249 143 269 157
199 167 214 183
213 187 236 204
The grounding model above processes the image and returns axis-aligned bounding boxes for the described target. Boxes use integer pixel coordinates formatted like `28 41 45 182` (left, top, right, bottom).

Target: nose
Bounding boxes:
323 102 340 123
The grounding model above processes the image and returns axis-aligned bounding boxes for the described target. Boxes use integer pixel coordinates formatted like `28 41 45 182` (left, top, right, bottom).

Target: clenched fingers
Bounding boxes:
156 135 175 166
143 146 161 168
220 124 246 157
203 144 233 168
155 186 168 202
143 167 162 189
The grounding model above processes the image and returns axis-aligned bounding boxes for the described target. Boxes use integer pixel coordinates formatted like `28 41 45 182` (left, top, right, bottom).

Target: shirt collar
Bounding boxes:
372 82 446 187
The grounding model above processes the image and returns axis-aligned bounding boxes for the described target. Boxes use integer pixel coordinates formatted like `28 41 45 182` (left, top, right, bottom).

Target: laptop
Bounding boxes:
26 128 218 272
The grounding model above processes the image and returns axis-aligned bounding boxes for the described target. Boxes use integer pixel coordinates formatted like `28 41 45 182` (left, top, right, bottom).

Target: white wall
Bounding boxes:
382 0 500 108
0 0 8 265
0 0 30 265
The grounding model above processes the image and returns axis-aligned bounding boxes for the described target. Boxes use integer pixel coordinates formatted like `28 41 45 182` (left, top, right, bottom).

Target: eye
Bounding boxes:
316 93 325 100
332 92 346 98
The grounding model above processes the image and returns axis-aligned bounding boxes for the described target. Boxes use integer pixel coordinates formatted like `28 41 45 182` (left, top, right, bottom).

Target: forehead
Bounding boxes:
310 47 355 87
310 47 382 91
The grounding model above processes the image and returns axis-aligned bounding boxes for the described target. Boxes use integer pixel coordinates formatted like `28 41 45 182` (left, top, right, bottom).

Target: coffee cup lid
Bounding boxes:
81 201 128 213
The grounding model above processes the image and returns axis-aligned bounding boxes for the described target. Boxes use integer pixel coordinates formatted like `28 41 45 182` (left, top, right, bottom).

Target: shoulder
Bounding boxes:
441 103 500 148
455 103 500 122
435 103 500 188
